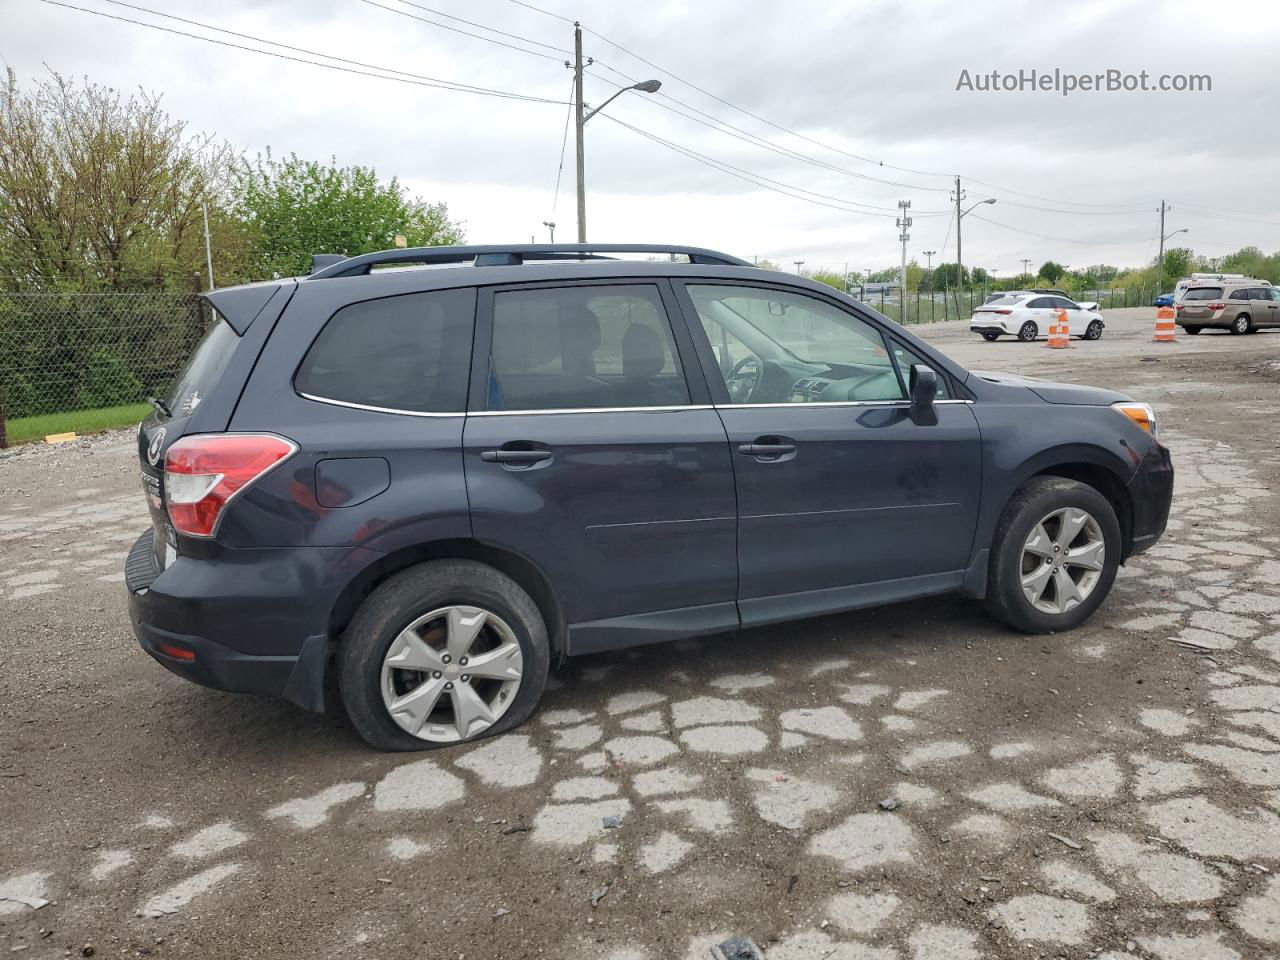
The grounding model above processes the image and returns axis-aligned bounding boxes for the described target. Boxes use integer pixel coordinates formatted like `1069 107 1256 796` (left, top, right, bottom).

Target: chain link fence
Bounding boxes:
858 285 1159 325
0 291 208 440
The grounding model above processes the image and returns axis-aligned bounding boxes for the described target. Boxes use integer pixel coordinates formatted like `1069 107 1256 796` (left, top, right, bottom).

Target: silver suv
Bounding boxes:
1176 279 1278 334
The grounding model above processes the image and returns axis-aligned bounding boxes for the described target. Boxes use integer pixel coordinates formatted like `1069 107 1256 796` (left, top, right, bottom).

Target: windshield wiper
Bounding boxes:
147 395 172 418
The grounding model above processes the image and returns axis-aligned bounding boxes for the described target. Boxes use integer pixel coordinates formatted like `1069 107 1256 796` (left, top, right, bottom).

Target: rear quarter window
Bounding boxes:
165 314 238 418
295 289 475 413
1183 287 1224 301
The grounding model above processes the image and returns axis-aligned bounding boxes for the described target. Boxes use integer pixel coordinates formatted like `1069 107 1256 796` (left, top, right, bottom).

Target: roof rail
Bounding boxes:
304 243 751 279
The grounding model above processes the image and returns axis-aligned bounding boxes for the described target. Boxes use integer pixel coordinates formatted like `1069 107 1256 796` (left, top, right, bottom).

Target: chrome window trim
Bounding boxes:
297 392 464 418
299 394 974 417
469 404 715 416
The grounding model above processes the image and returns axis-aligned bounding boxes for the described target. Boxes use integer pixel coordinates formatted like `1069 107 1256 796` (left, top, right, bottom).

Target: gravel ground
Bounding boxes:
2 309 1279 960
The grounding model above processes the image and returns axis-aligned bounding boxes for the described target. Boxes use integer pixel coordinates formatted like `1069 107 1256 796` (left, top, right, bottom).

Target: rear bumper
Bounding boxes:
1126 442 1174 556
970 323 1009 335
124 530 376 712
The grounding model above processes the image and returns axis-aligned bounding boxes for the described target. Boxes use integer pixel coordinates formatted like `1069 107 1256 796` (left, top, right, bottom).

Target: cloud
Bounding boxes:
5 0 1276 272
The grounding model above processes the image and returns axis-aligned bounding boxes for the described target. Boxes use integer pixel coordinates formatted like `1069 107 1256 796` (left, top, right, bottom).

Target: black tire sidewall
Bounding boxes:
987 477 1121 634
1019 321 1038 341
1233 314 1251 334
1086 321 1103 340
338 560 550 752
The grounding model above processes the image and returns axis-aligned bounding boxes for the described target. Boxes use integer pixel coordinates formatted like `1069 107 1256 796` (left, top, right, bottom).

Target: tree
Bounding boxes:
1038 260 1066 284
810 269 846 290
237 152 464 278
930 263 967 287
1159 247 1194 285
970 266 990 285
0 72 240 290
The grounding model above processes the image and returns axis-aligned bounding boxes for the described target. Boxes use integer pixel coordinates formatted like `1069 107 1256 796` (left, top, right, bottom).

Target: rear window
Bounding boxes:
165 315 238 418
982 296 1023 306
296 289 475 413
1182 287 1223 301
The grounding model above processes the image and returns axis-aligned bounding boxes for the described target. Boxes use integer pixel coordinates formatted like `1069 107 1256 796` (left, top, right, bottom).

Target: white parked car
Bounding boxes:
983 288 1101 312
970 293 1106 342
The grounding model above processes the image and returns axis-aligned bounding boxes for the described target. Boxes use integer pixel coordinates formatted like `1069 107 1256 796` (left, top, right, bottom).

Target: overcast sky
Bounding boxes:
5 0 1278 277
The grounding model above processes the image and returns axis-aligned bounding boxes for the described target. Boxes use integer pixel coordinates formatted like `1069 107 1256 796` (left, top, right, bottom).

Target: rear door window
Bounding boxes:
1183 287 1224 301
295 289 475 413
488 284 690 411
1250 287 1271 300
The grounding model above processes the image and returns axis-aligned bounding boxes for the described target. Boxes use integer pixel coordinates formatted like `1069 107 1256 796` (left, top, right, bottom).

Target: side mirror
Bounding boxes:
909 364 938 425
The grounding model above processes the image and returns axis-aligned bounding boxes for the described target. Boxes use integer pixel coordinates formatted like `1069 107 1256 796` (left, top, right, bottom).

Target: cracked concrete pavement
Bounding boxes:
2 309 1279 959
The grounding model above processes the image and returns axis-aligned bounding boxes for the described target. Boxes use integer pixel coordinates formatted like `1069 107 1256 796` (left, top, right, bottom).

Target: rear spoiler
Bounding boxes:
203 284 285 335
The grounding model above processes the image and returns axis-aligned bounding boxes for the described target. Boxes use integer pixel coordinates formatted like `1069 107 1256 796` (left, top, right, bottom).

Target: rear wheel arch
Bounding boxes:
329 539 566 659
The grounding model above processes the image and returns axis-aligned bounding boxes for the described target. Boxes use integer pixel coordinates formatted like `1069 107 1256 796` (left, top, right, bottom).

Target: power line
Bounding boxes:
38 0 569 104
602 114 949 220
384 0 571 55
966 212 1152 247
550 77 574 217
357 0 565 62
505 0 574 24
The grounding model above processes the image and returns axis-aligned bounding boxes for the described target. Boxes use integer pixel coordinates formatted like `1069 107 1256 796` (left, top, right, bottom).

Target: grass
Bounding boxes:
4 401 151 446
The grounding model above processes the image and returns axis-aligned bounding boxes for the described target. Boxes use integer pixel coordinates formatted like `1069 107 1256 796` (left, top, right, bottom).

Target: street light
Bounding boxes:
794 260 805 275
574 71 662 242
957 198 996 289
1158 226 1188 294
542 221 556 243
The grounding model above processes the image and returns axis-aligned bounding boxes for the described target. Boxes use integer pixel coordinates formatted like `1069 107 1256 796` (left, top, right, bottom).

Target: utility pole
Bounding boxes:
952 176 965 289
572 23 588 243
1157 200 1168 294
843 261 849 293
897 201 912 309
922 250 936 270
1021 258 1032 285
200 202 215 290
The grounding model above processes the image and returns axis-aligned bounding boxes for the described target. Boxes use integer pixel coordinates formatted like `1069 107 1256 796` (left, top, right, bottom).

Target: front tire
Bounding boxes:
1018 321 1038 342
984 477 1121 634
1232 314 1252 335
1084 320 1104 340
339 560 550 751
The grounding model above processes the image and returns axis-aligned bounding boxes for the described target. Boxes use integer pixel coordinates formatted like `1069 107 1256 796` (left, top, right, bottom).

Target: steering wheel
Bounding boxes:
725 356 762 403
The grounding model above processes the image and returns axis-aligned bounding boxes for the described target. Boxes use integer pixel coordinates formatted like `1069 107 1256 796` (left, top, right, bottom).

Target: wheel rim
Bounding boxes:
1020 322 1036 341
1020 507 1106 615
380 605 524 743
1235 316 1249 333
1088 322 1101 338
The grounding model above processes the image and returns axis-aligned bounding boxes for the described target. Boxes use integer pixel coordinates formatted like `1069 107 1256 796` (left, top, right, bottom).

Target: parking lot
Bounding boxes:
2 307 1279 960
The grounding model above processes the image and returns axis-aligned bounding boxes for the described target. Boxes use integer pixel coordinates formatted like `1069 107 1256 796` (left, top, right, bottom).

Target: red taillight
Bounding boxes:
164 434 297 537
1207 303 1225 310
993 309 1013 315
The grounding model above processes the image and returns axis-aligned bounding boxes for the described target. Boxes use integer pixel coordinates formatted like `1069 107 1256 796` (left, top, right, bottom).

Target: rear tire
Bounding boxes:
1232 314 1252 335
1183 325 1202 335
984 477 1121 634
1018 321 1038 342
339 560 550 751
981 331 1001 342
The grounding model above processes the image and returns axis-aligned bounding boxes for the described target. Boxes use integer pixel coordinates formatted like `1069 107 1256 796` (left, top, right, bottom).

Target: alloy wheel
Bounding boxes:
380 605 524 743
1019 507 1106 615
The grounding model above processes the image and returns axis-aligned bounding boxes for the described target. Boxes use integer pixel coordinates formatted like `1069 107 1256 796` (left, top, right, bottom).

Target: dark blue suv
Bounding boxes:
127 244 1173 751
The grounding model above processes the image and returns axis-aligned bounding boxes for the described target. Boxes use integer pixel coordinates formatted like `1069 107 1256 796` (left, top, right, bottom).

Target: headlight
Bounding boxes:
1113 401 1157 437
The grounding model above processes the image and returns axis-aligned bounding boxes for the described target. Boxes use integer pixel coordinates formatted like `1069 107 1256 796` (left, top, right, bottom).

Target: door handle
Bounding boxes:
481 449 551 464
737 442 796 457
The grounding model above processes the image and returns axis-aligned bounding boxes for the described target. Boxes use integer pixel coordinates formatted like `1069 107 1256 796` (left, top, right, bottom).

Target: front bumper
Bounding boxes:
1125 442 1174 556
124 530 374 712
